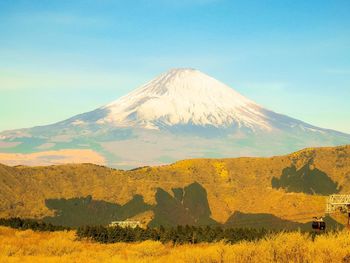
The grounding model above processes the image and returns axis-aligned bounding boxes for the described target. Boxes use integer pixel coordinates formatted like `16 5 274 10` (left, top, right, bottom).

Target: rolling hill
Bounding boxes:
0 145 349 228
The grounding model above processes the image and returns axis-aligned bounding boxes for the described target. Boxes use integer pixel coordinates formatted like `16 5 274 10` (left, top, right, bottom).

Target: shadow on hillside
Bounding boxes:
271 162 341 195
225 211 343 230
43 182 218 228
43 195 152 227
43 181 343 230
149 182 218 227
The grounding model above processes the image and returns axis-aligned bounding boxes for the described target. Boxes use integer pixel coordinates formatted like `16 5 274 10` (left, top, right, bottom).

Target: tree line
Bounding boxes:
1 217 326 244
0 217 70 231
76 225 271 244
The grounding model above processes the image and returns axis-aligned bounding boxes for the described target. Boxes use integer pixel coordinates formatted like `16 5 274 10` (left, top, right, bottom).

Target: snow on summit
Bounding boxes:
97 68 272 130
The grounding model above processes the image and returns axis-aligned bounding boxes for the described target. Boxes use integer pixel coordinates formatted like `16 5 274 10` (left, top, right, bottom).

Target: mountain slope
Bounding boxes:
0 145 349 227
0 68 349 168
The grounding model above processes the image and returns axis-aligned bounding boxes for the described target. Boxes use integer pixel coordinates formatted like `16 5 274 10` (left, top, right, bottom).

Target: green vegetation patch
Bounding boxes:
0 217 69 231
76 224 270 244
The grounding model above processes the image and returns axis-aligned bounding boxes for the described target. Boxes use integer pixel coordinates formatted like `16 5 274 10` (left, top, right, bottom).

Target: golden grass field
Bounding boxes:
1 226 350 263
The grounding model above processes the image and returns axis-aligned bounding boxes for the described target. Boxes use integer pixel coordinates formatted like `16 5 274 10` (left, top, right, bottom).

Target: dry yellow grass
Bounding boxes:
1 226 350 263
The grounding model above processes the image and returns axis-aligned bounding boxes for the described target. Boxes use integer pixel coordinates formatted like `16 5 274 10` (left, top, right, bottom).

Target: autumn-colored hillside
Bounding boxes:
0 145 349 227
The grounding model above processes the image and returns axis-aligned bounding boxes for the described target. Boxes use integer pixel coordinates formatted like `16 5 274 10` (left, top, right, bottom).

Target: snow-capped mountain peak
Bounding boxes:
96 68 271 130
1 68 350 168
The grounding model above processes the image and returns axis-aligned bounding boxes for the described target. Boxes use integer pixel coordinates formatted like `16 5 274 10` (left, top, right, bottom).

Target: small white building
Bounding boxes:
109 220 142 228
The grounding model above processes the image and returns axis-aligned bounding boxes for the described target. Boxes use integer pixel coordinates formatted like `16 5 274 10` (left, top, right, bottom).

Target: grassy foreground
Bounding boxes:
1 227 350 263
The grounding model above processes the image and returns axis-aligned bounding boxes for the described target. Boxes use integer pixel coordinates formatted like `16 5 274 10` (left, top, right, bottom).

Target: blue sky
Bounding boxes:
0 0 349 132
